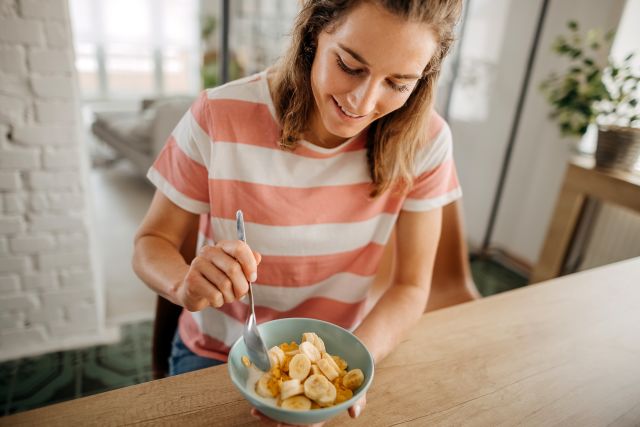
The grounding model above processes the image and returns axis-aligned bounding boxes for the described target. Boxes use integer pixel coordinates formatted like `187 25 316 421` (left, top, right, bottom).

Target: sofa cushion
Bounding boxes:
92 110 153 154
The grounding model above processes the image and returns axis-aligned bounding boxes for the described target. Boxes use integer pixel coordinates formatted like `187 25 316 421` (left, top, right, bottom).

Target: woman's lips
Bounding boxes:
332 96 367 121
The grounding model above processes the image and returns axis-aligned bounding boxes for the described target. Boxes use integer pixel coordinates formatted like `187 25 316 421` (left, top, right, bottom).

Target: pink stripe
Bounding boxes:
218 298 367 331
257 243 385 286
408 158 459 199
210 181 404 226
179 310 230 361
153 137 209 203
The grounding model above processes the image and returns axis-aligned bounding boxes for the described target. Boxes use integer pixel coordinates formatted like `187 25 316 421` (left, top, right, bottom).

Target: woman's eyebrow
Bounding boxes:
337 43 421 80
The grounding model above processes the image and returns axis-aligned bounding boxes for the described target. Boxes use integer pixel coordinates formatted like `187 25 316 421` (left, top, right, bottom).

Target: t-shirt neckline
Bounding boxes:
258 69 366 155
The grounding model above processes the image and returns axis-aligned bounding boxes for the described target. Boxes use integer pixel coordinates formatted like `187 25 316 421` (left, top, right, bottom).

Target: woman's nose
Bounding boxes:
346 79 378 115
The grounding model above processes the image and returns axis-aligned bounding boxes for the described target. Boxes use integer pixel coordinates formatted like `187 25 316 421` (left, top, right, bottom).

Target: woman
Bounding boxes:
133 0 463 422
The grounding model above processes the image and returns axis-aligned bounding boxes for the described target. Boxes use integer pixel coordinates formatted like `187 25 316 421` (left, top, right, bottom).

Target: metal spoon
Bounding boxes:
236 210 271 372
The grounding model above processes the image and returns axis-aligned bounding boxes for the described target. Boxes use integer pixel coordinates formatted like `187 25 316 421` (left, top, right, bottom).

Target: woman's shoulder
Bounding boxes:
201 70 271 105
425 110 450 143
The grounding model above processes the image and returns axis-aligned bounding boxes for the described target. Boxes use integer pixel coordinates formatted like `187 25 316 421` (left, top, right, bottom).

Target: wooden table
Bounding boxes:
531 156 640 283
5 258 640 426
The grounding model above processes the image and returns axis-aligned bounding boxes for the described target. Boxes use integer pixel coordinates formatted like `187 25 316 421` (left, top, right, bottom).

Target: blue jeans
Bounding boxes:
169 329 225 375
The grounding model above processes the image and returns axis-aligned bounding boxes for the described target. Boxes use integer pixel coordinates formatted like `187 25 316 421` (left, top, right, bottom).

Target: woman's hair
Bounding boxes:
272 0 462 196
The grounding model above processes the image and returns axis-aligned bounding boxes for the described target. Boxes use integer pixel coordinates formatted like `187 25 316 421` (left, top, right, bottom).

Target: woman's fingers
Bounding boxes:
348 394 367 418
190 256 236 304
192 240 260 303
181 268 224 311
218 240 259 282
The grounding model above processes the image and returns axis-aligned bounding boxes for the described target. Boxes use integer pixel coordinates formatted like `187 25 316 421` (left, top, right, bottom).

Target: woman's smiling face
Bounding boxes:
308 2 438 148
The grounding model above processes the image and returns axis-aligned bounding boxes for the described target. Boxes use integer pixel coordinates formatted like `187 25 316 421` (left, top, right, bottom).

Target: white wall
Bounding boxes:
450 0 627 266
491 0 626 265
0 0 114 362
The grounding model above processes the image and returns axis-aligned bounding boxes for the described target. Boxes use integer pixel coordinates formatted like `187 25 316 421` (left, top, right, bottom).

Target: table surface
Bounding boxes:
5 258 640 427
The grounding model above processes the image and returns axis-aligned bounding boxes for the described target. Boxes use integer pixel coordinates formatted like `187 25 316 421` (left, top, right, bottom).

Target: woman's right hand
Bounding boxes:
174 239 262 312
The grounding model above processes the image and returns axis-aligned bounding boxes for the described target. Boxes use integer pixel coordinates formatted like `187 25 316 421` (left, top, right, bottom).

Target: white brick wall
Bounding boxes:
0 0 106 362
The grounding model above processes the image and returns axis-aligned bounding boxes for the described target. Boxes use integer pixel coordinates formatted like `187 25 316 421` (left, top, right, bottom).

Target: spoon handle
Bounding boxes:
235 210 255 312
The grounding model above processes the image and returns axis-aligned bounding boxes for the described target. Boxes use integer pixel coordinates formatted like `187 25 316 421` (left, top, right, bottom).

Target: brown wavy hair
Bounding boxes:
272 0 462 196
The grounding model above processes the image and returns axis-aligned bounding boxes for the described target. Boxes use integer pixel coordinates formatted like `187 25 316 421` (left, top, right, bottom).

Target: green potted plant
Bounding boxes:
540 21 640 173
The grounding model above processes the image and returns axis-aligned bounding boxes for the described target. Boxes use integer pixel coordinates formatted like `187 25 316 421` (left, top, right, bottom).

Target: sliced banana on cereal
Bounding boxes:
342 368 364 390
304 374 337 405
317 356 340 381
299 341 321 362
310 364 321 376
255 373 276 398
268 346 285 368
302 332 326 353
279 378 304 400
280 395 312 411
288 353 311 380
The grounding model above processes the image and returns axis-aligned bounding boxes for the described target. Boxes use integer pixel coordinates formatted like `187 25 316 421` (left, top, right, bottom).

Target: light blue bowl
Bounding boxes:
228 318 374 425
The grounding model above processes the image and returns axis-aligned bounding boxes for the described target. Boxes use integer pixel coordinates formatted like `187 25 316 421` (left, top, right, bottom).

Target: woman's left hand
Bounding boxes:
250 395 366 426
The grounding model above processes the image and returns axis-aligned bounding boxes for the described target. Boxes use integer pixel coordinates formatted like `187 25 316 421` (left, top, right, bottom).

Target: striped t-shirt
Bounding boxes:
148 71 462 361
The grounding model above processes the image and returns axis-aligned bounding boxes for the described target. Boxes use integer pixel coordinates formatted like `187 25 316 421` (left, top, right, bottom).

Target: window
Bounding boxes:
69 0 200 100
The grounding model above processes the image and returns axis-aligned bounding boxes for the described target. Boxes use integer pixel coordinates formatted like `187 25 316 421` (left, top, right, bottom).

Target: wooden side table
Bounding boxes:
531 156 640 283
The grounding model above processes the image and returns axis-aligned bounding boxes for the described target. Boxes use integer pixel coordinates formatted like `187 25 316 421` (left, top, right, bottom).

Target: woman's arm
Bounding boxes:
132 191 260 310
354 207 442 363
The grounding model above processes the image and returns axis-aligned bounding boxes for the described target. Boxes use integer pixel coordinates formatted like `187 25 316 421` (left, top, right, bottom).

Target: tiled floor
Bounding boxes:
0 322 152 416
0 258 527 417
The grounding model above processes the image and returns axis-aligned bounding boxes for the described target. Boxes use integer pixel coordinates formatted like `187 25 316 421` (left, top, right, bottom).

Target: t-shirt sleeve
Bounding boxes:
146 91 211 214
402 120 462 212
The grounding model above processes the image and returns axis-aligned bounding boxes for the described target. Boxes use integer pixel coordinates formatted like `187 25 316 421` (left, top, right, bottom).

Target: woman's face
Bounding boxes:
308 2 438 148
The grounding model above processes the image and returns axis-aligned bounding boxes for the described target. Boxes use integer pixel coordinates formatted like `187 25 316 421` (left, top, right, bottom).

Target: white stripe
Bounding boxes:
206 72 266 104
210 213 398 256
250 273 373 312
191 309 243 348
414 124 453 175
210 142 370 187
171 110 212 167
147 167 210 214
402 188 462 211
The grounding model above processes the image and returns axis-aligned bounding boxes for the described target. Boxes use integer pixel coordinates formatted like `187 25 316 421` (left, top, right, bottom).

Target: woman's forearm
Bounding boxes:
354 282 429 363
132 235 190 306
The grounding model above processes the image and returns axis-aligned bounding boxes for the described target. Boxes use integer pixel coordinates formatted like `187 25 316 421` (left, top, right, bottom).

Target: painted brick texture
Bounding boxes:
0 0 101 362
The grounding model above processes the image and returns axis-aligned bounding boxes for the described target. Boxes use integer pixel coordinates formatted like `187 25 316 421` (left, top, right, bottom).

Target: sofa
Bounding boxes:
91 97 195 175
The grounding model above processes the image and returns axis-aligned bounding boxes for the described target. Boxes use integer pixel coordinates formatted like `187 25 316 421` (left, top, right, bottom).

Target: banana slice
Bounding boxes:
342 369 364 390
322 353 340 372
302 332 326 353
299 341 321 362
255 373 277 398
332 355 348 371
288 353 311 380
317 357 339 381
280 395 312 411
280 378 304 400
303 374 337 405
268 346 285 368
310 364 321 376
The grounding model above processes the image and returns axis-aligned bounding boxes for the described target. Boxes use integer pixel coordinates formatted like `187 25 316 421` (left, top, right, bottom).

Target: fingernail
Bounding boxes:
250 272 257 282
353 404 361 418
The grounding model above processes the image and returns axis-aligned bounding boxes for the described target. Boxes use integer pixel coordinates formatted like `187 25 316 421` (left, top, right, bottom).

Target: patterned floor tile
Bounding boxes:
7 352 79 414
471 259 528 296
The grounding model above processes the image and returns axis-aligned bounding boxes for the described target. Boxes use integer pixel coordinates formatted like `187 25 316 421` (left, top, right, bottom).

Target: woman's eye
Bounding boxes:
336 56 361 76
388 80 411 93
